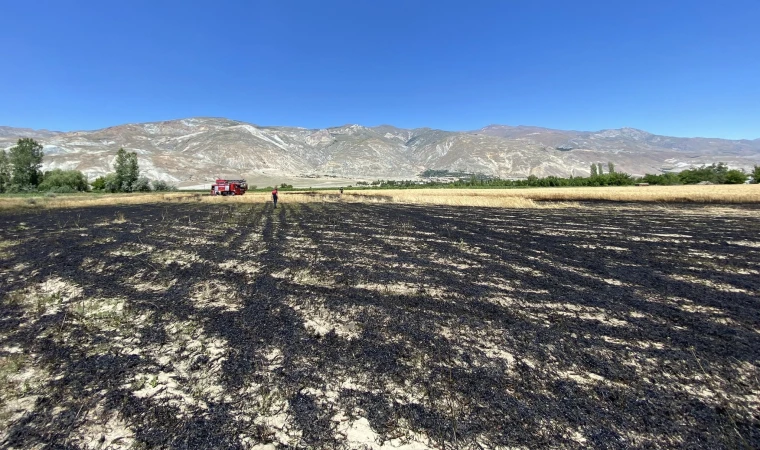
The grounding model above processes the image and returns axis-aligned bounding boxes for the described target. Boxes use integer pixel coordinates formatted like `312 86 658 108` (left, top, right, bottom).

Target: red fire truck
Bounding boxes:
211 179 248 196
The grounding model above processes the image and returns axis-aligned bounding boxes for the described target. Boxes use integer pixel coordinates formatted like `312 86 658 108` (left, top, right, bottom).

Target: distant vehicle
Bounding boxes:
211 179 248 196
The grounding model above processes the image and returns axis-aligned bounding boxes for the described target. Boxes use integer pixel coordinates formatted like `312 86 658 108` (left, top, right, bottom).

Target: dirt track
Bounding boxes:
1 202 759 449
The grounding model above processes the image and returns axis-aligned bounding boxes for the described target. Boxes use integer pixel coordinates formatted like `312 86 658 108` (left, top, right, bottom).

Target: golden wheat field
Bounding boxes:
0 184 758 210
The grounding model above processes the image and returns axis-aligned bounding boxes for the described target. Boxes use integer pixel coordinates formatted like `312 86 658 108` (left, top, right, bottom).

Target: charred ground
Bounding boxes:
1 201 759 449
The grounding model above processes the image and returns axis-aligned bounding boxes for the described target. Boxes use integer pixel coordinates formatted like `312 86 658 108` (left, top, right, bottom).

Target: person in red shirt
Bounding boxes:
272 188 278 208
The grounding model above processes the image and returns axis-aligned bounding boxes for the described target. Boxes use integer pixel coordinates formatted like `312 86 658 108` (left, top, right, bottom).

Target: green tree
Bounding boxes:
723 169 747 184
752 165 760 184
597 163 604 175
113 148 139 192
91 176 106 191
679 162 729 184
608 162 615 174
590 163 598 176
127 152 139 190
0 150 10 193
9 138 44 190
114 148 129 189
38 169 89 192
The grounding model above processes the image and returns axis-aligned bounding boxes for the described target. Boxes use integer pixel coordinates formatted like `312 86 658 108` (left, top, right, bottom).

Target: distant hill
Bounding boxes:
0 126 61 139
1 118 758 187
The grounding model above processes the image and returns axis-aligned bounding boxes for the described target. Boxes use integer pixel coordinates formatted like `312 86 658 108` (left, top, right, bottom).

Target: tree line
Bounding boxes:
372 162 759 189
0 139 176 193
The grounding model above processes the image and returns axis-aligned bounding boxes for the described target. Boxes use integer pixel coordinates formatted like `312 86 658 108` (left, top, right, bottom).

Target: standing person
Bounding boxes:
340 187 344 195
272 187 278 208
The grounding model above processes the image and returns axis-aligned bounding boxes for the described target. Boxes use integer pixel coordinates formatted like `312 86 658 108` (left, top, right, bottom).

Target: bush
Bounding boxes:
151 180 178 191
38 169 89 192
49 186 76 193
724 170 748 184
132 177 152 192
103 174 121 193
6 184 36 193
91 176 106 191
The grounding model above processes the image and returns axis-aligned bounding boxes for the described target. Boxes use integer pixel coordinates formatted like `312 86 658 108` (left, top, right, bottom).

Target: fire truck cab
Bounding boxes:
211 179 248 196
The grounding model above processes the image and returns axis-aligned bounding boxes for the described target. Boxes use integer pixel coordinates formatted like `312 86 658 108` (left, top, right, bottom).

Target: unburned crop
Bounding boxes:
0 202 759 449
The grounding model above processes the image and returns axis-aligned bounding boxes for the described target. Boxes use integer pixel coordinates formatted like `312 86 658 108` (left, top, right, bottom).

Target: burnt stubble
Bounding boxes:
1 202 758 449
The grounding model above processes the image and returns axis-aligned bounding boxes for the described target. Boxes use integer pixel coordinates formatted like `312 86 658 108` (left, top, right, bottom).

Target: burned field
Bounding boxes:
1 201 759 449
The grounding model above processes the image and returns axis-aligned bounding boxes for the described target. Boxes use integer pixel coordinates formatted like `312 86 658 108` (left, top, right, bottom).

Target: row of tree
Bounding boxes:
373 162 758 189
90 148 175 192
0 139 176 193
641 162 756 185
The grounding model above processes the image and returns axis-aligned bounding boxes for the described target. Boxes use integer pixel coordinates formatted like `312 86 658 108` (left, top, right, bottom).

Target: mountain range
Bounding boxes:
1 118 758 188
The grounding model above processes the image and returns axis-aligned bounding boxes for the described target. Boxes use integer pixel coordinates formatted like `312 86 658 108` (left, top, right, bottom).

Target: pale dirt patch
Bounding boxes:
6 276 84 318
0 239 23 258
150 248 205 268
477 341 516 366
431 254 482 270
191 279 241 311
0 353 47 440
290 300 361 339
69 401 135 450
572 243 630 252
219 258 262 275
356 282 419 296
507 264 544 277
288 267 335 287
668 273 755 295
129 277 177 293
36 276 83 301
109 242 154 257
729 240 760 248
650 233 693 238
334 416 429 450
127 319 231 415
687 250 728 259
635 340 665 350
92 236 116 244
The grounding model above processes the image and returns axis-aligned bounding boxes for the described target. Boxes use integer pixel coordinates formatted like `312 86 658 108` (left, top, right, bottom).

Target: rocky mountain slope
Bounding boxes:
1 118 758 187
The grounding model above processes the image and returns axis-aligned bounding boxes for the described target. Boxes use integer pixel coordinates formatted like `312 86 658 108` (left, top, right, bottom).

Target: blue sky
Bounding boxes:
1 0 758 138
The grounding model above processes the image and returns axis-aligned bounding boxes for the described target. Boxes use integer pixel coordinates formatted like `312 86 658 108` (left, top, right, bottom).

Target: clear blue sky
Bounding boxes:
1 0 758 139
